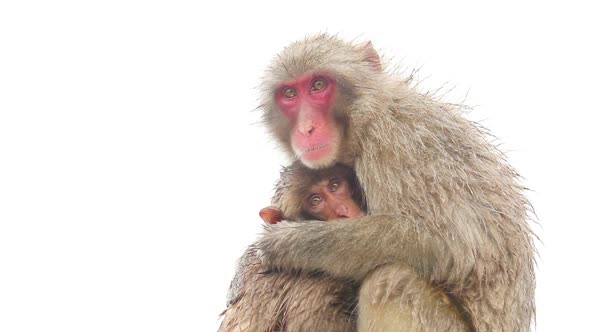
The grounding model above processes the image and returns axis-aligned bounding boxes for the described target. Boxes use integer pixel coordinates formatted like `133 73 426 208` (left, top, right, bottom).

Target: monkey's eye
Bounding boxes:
283 87 297 98
309 195 323 207
310 78 327 91
329 179 340 192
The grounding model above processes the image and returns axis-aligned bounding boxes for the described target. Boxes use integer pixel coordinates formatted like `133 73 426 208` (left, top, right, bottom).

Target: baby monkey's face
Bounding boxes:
303 176 365 221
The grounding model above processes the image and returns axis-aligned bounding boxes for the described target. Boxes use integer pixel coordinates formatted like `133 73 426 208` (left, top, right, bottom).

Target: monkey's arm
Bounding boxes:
257 215 478 284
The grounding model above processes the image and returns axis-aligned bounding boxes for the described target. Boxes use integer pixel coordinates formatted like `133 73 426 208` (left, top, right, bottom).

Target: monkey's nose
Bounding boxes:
297 124 315 137
336 205 349 218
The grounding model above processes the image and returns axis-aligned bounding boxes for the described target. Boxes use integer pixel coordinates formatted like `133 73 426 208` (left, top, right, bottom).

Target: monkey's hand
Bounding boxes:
256 215 476 283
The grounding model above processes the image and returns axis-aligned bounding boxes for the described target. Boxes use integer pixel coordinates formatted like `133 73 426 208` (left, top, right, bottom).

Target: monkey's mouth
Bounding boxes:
303 144 329 153
301 143 332 163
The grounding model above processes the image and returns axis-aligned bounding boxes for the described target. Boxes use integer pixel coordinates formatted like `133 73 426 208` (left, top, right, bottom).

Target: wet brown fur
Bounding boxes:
219 246 358 332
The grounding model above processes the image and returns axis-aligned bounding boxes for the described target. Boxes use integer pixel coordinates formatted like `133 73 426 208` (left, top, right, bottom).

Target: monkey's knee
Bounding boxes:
357 264 470 332
280 277 357 332
357 264 416 331
360 264 421 306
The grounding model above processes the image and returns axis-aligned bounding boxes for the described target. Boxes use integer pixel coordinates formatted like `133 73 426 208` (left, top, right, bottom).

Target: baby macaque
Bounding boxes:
219 162 364 332
259 163 366 224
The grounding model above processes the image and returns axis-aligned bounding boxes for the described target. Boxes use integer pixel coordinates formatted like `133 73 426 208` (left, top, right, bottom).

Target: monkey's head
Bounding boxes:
260 34 390 169
271 161 366 221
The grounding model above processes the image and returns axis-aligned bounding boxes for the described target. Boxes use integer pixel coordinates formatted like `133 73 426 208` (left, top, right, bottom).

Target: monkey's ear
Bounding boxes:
361 41 382 72
260 206 282 225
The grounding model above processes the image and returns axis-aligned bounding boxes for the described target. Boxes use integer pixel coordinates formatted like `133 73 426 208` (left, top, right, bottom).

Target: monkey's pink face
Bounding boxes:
274 72 341 169
304 176 364 221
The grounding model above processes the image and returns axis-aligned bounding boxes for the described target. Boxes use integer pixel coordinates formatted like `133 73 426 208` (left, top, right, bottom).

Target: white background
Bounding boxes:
0 1 588 331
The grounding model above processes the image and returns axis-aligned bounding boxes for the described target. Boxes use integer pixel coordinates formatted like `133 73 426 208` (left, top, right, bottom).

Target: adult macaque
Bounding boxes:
259 163 365 224
250 34 536 331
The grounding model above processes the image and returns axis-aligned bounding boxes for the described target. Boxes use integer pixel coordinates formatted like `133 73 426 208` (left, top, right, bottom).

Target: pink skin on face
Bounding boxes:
305 178 364 221
275 73 338 165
